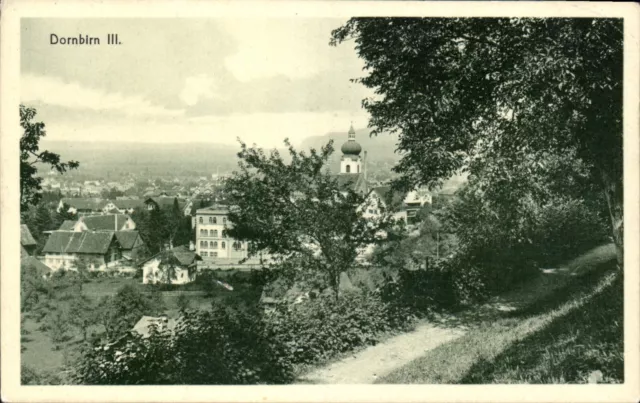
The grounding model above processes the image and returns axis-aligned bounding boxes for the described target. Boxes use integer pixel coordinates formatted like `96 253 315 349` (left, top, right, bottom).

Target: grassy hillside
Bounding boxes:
377 258 623 384
21 275 263 384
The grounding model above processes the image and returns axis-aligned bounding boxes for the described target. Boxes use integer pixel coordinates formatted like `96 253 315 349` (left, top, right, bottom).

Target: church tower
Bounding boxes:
340 123 362 174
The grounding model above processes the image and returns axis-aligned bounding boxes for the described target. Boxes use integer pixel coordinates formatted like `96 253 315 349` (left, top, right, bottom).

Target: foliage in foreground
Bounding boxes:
445 185 610 298
331 17 623 265
20 104 79 212
71 288 411 384
263 291 414 366
73 306 294 385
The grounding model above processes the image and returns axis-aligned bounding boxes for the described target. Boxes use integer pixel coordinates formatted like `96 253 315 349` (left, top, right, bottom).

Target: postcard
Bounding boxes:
1 1 639 402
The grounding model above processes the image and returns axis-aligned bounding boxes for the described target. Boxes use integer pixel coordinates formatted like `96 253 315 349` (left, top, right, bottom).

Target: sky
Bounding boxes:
21 18 373 148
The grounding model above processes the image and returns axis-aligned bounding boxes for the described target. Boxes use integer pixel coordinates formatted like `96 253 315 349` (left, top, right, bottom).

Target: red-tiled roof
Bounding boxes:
42 231 116 254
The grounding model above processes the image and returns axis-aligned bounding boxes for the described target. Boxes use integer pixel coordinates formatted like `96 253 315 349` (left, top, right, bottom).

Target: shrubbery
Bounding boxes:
453 198 608 298
263 291 413 366
379 260 459 314
21 364 63 385
73 305 294 384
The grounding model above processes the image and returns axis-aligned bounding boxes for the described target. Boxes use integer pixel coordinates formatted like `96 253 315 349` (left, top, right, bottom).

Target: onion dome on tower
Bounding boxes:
341 124 362 156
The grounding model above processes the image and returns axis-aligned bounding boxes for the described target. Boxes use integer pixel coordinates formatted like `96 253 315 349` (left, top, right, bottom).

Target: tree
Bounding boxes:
47 308 70 349
223 139 400 299
331 18 623 266
72 256 91 288
176 294 190 312
98 284 163 340
148 208 170 254
20 105 79 212
68 294 98 341
165 199 191 248
52 203 76 229
21 262 51 313
151 250 181 284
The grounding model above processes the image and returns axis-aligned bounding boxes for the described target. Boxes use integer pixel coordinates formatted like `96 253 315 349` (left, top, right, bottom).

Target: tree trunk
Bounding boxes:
602 169 623 268
330 270 340 301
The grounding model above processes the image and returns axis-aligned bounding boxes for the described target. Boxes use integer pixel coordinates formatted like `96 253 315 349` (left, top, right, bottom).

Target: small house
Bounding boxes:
131 316 177 338
41 231 123 271
140 245 201 284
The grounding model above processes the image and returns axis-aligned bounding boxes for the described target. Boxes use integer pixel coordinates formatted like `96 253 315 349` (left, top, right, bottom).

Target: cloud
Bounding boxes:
22 73 185 118
222 19 346 82
180 74 219 106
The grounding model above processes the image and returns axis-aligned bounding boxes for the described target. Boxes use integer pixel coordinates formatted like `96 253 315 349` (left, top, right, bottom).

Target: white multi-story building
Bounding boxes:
194 205 249 261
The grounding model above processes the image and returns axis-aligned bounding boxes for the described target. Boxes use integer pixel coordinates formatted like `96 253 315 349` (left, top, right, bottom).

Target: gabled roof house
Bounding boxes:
41 231 123 271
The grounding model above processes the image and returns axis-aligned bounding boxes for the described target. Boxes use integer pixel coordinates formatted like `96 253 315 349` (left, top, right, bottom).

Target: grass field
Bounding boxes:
21 274 263 383
377 255 623 384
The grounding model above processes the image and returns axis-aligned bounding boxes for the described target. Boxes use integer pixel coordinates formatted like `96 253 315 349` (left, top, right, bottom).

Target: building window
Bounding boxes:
209 217 213 224
213 217 217 224
213 241 218 248
212 252 218 257
212 230 218 237
210 241 215 248
202 251 208 257
204 229 209 237
221 241 226 249
199 217 203 224
223 217 227 224
346 165 351 173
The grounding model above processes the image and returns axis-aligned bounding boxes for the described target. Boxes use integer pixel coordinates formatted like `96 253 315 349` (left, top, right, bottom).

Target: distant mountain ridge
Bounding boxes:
40 133 465 192
299 128 402 163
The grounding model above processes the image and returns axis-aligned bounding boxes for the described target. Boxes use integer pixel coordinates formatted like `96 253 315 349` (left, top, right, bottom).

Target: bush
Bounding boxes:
379 260 460 315
443 186 610 300
264 292 410 366
21 364 63 385
531 199 609 267
73 306 294 385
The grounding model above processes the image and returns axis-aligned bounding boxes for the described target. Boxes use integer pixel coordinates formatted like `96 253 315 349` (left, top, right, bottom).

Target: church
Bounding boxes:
334 124 424 223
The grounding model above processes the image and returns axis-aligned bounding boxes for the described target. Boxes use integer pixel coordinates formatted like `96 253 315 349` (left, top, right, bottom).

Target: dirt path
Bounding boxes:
297 244 615 384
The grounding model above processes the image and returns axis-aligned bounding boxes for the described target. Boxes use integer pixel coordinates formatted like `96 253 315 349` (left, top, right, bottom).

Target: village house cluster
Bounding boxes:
22 125 442 285
41 172 227 200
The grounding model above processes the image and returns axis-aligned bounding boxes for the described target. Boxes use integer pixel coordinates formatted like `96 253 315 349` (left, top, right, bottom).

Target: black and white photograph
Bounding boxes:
1 1 639 402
